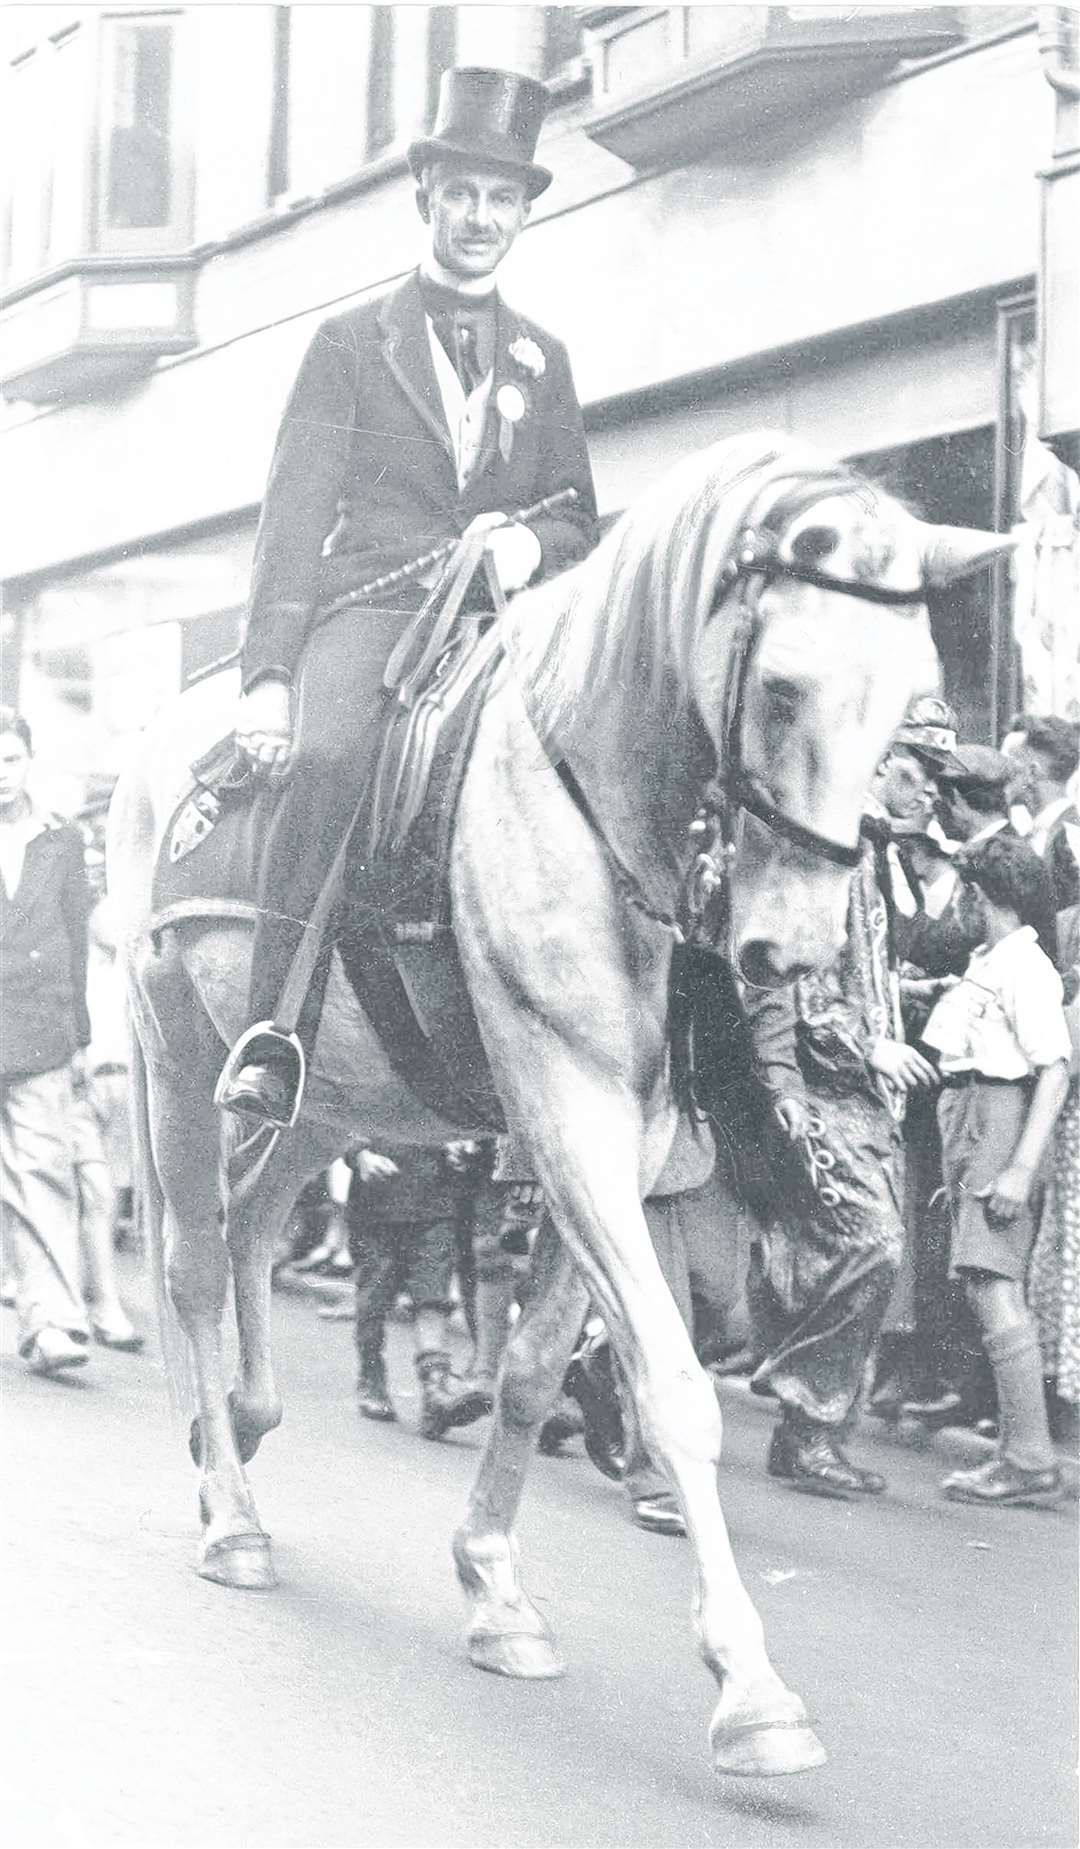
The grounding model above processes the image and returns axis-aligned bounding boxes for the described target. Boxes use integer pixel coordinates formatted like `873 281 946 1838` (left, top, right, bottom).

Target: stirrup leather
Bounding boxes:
214 1022 306 1129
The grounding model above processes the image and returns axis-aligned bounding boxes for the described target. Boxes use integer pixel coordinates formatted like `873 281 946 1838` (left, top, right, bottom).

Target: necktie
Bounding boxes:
453 319 485 395
419 277 495 394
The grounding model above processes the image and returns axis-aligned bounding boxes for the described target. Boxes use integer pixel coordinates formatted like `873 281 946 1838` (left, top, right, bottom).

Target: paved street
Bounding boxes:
2 1264 1076 1849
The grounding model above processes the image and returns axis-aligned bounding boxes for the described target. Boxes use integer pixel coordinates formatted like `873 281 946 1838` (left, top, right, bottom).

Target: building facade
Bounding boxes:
1 4 1077 808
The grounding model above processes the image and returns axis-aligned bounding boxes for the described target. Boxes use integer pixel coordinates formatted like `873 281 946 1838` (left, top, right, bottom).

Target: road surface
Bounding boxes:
2 1266 1076 1848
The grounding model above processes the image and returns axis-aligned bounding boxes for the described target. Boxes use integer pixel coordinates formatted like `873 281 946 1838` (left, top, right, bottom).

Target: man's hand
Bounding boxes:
461 511 542 596
977 1163 1033 1228
774 1096 814 1141
869 1038 938 1090
236 677 292 775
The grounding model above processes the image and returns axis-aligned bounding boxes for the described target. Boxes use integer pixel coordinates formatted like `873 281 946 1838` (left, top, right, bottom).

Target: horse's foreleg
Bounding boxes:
454 1215 589 1680
535 1127 826 1778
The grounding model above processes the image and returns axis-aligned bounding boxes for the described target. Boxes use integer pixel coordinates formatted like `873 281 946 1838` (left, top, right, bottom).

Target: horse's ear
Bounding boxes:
920 525 1017 588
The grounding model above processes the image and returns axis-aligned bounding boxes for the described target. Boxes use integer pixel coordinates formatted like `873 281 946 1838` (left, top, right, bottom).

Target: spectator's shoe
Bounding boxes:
91 1316 144 1352
941 1456 1063 1508
25 1327 89 1376
767 1422 887 1499
215 1026 304 1129
900 1390 971 1431
358 1375 395 1427
632 1493 687 1537
416 1352 493 1441
866 1379 905 1421
538 1392 585 1456
564 1336 626 1481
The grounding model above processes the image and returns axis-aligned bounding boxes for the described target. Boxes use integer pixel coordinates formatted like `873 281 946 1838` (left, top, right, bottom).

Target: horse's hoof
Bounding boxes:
468 1631 566 1680
197 1531 277 1591
710 1717 827 1778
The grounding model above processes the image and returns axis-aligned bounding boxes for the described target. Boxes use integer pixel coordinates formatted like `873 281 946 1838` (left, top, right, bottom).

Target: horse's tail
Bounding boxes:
128 1018 192 1414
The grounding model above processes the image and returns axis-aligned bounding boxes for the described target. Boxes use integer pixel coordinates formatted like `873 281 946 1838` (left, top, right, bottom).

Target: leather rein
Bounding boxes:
556 472 928 953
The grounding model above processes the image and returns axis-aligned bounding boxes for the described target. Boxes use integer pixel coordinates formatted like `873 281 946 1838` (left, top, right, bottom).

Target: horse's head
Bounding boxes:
688 462 1013 985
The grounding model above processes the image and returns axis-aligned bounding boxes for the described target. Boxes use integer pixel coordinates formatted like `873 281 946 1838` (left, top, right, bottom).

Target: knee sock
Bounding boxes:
984 1319 1055 1471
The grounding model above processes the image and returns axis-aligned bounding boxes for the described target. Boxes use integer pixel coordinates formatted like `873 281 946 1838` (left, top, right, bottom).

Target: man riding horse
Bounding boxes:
217 66 598 1127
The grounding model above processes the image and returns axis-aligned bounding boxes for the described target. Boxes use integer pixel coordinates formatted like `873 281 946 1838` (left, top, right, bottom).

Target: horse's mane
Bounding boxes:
502 431 866 741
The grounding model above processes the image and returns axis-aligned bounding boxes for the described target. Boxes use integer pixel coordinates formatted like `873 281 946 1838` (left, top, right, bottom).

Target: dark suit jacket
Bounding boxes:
242 271 598 691
1 818 91 1079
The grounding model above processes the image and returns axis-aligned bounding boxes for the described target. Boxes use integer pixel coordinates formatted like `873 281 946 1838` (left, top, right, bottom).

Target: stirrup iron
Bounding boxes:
214 1022 306 1130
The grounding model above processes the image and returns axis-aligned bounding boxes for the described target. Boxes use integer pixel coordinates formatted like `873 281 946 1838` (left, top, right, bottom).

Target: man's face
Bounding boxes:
423 162 529 278
0 732 31 809
877 749 938 822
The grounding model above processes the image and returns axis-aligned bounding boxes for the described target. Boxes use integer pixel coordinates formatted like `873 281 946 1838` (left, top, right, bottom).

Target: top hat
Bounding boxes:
408 67 552 199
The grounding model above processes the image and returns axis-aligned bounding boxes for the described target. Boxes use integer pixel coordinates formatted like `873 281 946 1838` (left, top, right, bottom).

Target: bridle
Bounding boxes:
557 469 929 957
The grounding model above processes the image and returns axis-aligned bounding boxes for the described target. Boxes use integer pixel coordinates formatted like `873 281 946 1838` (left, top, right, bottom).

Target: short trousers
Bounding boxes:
937 1078 1039 1280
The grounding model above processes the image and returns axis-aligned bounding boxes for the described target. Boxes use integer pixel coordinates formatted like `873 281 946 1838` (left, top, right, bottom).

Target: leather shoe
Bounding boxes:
356 1349 396 1423
538 1392 585 1455
632 1493 687 1537
768 1422 887 1499
25 1327 90 1376
900 1390 970 1431
91 1318 144 1352
564 1337 626 1481
941 1456 1063 1507
417 1354 494 1441
218 1059 297 1127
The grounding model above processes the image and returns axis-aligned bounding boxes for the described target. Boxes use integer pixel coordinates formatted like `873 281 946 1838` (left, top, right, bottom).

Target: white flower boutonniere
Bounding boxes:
509 335 545 380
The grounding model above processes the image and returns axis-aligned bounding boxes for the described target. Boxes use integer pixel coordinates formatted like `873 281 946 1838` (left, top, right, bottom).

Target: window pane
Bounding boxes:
104 19 173 230
47 28 89 266
4 51 47 282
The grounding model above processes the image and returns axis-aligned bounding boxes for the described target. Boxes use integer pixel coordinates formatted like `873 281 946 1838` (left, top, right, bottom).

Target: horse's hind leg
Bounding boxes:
146 1048 275 1591
454 1216 589 1679
224 1127 341 1462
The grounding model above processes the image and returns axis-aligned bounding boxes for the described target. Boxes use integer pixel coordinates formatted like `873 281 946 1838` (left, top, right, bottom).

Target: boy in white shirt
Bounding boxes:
923 834 1070 1505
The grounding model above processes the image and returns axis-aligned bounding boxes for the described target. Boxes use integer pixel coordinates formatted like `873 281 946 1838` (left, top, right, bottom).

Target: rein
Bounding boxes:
554 471 929 955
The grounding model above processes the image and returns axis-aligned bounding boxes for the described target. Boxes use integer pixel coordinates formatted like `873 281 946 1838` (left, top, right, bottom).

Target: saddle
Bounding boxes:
151 540 508 1129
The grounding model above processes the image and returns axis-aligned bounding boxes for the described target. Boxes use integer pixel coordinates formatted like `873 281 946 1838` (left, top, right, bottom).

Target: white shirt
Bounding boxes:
1030 794 1080 865
426 323 493 491
922 925 1070 1078
419 260 496 492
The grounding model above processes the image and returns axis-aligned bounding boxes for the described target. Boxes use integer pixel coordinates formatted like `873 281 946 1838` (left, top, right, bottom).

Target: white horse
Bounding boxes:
109 433 1006 1778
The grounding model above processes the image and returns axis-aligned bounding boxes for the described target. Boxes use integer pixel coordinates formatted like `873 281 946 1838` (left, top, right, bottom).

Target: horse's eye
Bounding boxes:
763 675 804 717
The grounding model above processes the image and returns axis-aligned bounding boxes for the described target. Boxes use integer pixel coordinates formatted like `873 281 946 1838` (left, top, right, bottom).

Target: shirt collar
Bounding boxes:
1031 795 1072 834
970 923 1037 964
419 259 498 301
964 815 1009 849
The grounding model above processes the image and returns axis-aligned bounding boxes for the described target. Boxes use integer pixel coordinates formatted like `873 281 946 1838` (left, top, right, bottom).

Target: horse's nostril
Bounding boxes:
739 940 783 988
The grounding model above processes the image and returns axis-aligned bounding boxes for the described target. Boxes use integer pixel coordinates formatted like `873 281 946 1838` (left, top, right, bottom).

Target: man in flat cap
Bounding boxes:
217 67 598 1125
897 743 1058 981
